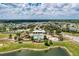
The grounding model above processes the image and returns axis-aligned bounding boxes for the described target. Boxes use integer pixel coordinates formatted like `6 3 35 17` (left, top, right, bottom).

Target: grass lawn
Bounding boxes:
0 40 79 56
0 33 15 38
64 32 79 36
0 41 48 52
52 41 79 56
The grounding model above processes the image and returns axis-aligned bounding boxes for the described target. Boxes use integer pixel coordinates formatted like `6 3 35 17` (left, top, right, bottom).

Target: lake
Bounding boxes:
0 47 70 56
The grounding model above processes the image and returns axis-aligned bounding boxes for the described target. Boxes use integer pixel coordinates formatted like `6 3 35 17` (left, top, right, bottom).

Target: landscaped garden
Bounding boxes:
0 40 79 56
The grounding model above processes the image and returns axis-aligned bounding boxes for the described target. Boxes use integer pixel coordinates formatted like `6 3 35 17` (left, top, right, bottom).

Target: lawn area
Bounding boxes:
0 33 15 38
64 32 79 36
0 41 48 52
52 41 79 56
0 40 79 56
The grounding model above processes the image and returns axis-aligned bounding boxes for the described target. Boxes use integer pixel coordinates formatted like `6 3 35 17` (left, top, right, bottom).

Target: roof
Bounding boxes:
33 29 45 33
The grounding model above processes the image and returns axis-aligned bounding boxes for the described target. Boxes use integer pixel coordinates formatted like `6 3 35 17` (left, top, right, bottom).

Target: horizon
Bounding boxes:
0 19 78 23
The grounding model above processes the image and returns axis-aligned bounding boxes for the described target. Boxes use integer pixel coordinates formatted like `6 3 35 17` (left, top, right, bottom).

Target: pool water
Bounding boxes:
0 47 70 56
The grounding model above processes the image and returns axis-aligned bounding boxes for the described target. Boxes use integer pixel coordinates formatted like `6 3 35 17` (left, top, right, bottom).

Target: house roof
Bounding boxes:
33 29 45 33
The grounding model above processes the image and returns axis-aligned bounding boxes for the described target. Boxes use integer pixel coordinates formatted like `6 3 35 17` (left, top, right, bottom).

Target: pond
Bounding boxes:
0 47 70 56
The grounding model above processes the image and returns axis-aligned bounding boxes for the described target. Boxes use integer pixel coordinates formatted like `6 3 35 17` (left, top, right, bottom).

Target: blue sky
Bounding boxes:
0 3 79 19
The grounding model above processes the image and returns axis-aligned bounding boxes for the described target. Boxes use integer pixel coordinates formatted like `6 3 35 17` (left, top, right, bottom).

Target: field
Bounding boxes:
0 40 79 56
0 33 15 38
64 32 79 36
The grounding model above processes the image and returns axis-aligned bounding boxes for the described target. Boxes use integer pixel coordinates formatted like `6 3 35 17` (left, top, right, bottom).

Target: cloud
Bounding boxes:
0 3 79 19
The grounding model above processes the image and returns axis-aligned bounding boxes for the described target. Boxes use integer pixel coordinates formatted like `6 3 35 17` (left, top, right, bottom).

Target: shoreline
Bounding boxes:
0 46 73 56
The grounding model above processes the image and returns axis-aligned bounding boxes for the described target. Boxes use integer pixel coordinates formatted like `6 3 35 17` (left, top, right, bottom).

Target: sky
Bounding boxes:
0 3 79 19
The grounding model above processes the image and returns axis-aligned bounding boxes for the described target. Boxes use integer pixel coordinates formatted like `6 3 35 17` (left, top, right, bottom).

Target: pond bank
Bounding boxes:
0 46 72 56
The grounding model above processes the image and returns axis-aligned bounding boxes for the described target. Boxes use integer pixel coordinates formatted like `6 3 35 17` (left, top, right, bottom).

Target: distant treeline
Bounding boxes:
0 19 79 23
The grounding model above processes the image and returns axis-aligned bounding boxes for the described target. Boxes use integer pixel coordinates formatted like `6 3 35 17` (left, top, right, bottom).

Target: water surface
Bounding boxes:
0 47 70 56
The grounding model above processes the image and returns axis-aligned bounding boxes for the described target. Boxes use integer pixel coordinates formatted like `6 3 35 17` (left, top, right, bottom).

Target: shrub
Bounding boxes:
44 40 50 46
49 40 53 45
14 36 17 42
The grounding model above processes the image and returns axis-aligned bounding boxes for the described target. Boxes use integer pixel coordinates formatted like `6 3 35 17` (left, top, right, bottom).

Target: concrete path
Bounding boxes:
46 35 59 41
0 38 14 41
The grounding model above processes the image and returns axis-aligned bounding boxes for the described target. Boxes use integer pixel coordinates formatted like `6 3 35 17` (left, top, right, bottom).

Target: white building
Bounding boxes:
68 23 77 31
30 29 45 40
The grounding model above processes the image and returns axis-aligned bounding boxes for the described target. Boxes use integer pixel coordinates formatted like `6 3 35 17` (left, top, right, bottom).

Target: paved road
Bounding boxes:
63 33 79 42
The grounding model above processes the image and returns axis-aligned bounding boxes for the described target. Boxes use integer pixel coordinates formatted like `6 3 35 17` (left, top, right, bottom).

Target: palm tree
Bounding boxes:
16 32 23 43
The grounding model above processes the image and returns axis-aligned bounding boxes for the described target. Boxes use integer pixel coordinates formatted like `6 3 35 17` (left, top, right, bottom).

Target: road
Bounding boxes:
63 33 79 42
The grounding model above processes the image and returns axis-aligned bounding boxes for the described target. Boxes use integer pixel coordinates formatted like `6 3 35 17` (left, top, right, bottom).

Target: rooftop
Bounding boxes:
33 29 45 33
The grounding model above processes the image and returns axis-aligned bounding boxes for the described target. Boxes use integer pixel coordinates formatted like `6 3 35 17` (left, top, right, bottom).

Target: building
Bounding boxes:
68 23 77 31
30 27 46 41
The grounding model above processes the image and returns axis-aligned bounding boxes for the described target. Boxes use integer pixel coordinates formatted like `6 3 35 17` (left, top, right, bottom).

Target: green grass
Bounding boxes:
0 40 79 56
64 32 79 36
52 41 79 56
0 33 15 38
0 41 47 52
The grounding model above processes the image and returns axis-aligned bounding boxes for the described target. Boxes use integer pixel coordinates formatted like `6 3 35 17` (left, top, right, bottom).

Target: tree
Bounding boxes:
44 40 50 46
44 35 48 40
31 36 35 42
66 24 70 32
56 29 62 35
14 36 17 42
18 37 23 43
44 35 50 46
59 33 63 41
9 34 12 39
16 32 21 37
15 32 23 43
